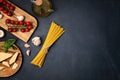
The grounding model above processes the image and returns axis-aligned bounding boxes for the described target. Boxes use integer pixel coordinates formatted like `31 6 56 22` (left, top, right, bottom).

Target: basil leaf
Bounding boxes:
3 39 16 52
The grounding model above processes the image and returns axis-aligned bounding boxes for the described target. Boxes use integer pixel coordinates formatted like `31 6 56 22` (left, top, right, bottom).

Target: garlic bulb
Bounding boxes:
0 30 4 38
16 15 24 21
32 36 41 46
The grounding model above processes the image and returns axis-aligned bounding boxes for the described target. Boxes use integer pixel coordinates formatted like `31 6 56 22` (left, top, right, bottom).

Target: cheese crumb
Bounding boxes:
12 63 18 69
9 52 19 65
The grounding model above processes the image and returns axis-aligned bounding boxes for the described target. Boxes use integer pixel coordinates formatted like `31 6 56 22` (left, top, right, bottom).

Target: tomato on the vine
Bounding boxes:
6 19 11 23
13 28 18 32
8 28 13 32
19 21 24 25
25 28 30 32
21 28 25 32
26 22 32 26
27 25 33 30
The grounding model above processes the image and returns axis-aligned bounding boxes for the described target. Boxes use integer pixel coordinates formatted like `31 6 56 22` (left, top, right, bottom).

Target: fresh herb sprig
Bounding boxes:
3 39 16 52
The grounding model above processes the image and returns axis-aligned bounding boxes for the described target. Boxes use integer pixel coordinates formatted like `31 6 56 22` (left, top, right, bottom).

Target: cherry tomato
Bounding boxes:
6 3 11 7
2 1 7 5
7 12 12 16
0 0 3 3
8 28 13 32
21 28 25 32
3 9 8 14
13 28 18 32
15 21 19 25
10 6 15 10
27 25 33 30
26 22 32 26
6 19 11 23
25 28 30 32
0 6 3 11
11 20 15 24
1 7 5 12
19 21 24 25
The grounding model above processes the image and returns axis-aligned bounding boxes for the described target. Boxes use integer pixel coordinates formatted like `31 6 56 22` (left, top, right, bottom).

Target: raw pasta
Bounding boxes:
31 22 65 67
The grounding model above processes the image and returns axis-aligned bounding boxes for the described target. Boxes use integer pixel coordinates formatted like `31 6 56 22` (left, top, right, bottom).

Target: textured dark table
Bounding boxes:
0 0 120 80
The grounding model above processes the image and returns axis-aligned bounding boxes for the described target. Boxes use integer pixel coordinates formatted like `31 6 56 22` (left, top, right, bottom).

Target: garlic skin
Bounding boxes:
26 49 31 56
32 36 41 46
0 30 4 38
0 14 3 19
16 15 24 21
24 43 30 48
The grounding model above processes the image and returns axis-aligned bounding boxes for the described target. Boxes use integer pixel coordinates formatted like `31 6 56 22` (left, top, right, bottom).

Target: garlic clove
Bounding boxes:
34 39 41 46
17 15 24 21
26 49 31 56
24 43 30 48
32 37 40 42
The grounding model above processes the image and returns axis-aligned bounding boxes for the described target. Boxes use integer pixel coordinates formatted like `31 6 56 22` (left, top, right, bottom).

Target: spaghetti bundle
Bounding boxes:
31 22 65 67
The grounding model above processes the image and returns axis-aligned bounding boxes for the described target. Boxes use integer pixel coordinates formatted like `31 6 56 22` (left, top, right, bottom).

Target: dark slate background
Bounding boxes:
0 0 120 80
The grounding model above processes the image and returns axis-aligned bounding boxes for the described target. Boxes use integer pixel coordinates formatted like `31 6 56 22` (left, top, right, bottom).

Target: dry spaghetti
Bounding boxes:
31 22 65 67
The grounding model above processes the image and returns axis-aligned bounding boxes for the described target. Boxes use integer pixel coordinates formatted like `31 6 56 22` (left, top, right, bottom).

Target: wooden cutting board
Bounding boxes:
0 42 22 77
0 1 37 42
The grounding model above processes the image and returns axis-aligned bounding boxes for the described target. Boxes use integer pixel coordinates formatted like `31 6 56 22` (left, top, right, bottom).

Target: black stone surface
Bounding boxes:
0 0 120 80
